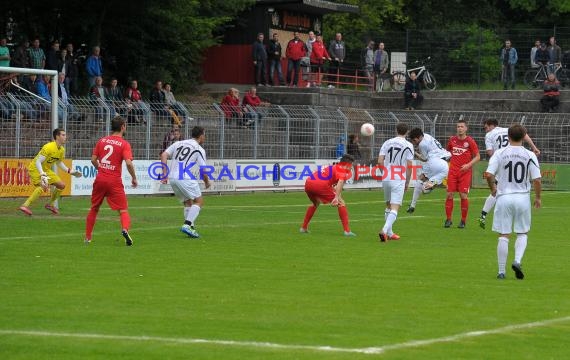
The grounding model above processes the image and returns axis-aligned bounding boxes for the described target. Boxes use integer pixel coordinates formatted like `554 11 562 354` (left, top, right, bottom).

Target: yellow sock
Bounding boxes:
49 188 62 205
23 187 44 207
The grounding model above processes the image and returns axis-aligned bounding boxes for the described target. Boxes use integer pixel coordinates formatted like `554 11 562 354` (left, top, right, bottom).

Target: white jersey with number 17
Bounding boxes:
486 146 541 196
485 126 509 153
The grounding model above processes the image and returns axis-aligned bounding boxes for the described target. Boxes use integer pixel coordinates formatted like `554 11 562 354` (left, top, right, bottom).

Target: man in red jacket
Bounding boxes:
242 87 270 125
309 34 331 87
285 31 307 87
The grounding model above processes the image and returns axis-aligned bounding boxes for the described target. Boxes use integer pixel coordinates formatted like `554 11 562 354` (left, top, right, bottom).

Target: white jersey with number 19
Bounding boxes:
164 139 207 182
486 146 541 197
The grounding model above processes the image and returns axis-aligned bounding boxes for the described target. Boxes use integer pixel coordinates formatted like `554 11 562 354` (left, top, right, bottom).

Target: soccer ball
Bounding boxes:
360 123 375 137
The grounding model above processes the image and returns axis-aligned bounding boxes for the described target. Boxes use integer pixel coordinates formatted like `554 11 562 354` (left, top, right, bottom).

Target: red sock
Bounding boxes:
85 208 98 239
302 205 317 229
445 198 454 220
337 206 350 232
461 198 469 222
120 211 131 231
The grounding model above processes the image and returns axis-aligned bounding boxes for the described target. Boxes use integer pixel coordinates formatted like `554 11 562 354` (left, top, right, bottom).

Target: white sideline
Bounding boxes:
1 316 569 355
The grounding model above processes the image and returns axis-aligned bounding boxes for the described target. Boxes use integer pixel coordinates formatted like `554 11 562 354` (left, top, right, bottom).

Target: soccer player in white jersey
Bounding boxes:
486 124 541 280
160 126 211 238
478 119 540 228
378 123 414 242
407 128 451 212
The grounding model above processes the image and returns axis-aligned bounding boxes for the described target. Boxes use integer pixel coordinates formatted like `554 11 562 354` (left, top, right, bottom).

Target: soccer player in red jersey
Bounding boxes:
85 116 138 245
300 154 356 236
445 119 480 228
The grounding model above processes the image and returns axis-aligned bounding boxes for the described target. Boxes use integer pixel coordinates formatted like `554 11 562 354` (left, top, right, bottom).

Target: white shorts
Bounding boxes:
422 158 449 185
492 193 531 234
169 178 202 202
383 180 405 205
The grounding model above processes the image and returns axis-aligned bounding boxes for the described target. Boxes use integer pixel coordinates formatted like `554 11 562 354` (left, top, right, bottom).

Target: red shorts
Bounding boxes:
91 177 128 210
446 170 472 193
305 182 335 204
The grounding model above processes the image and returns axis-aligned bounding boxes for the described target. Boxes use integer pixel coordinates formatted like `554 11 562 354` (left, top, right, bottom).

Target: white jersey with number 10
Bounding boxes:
486 146 541 196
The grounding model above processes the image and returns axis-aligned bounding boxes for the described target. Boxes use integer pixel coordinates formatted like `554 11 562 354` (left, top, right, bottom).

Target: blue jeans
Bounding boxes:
269 59 285 85
502 64 515 89
287 59 301 86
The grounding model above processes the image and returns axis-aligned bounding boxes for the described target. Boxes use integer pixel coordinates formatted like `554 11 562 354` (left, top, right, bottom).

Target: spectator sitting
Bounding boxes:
149 80 170 122
162 124 184 153
124 79 148 124
221 88 243 124
89 76 108 120
163 83 191 124
242 86 270 125
105 78 124 117
404 72 423 110
57 72 79 121
541 73 560 112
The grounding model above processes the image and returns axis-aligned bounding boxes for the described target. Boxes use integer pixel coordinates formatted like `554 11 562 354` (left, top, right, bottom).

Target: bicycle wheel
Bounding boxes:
390 72 406 91
423 71 437 90
523 69 540 89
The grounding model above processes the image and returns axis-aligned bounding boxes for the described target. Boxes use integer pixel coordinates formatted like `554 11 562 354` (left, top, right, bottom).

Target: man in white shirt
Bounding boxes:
161 126 211 238
478 119 540 228
377 123 414 242
486 124 541 280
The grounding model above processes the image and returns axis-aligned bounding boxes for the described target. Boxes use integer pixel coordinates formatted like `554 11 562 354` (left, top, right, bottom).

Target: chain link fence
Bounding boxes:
1 95 569 164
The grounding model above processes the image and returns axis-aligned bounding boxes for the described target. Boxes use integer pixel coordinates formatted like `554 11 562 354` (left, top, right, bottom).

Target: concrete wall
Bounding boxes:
205 84 568 113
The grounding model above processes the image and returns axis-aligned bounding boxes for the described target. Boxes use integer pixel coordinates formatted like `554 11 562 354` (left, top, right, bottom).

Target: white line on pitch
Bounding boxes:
1 316 569 355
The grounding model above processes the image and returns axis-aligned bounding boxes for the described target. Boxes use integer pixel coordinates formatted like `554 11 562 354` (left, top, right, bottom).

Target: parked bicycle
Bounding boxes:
524 63 570 89
391 56 437 91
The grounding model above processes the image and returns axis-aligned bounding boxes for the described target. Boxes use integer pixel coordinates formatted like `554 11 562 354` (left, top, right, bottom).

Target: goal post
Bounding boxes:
0 66 59 130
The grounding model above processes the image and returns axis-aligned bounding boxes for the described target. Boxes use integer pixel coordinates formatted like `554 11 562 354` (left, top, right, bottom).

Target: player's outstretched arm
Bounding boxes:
57 161 82 177
524 134 540 156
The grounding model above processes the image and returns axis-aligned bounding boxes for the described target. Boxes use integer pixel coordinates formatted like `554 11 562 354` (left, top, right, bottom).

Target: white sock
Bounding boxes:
384 208 390 221
482 194 496 215
411 180 423 207
514 234 528 264
186 205 201 226
383 210 398 235
497 236 509 274
183 207 190 223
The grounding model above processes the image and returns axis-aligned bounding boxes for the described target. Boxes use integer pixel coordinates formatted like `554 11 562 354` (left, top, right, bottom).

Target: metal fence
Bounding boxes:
1 94 569 164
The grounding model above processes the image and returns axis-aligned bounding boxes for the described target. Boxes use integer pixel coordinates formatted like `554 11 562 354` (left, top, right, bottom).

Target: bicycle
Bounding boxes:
391 56 437 91
524 63 570 89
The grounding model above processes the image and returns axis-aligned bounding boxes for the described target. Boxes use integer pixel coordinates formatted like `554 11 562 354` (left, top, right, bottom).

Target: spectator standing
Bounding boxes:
500 39 518 90
328 33 346 88
162 124 183 153
530 40 541 68
252 33 268 86
303 31 316 87
534 42 549 68
65 43 79 96
28 38 46 69
57 48 71 93
374 42 390 92
547 36 562 73
362 40 375 89
267 33 285 86
285 31 307 87
242 86 269 125
540 73 560 112
346 134 361 161
86 46 103 87
0 38 11 67
11 40 30 68
404 72 423 110
45 40 59 71
309 34 331 87
57 72 79 121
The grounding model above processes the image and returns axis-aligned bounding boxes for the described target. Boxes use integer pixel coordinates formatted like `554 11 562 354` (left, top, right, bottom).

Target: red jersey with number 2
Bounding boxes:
93 135 133 179
446 136 479 173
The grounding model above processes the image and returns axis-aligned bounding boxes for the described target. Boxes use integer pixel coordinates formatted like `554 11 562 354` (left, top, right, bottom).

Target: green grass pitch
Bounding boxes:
1 189 569 359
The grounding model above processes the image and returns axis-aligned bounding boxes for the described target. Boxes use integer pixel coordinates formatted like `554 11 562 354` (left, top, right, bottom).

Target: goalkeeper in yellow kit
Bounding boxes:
19 128 82 216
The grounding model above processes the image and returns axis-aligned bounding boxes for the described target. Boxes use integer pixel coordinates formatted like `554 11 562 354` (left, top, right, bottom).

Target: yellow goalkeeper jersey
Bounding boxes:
28 141 66 174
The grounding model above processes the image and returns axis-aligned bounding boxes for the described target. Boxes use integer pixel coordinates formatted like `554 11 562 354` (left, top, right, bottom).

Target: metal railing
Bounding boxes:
1 94 569 164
